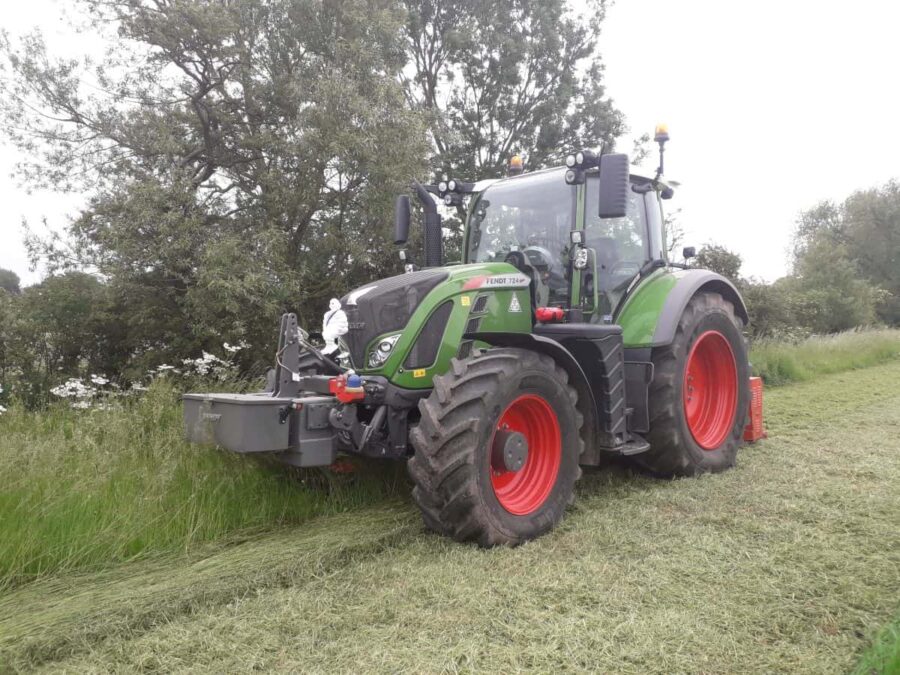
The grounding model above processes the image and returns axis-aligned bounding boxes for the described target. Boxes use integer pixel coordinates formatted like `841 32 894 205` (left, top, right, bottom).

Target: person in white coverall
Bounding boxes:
322 298 348 356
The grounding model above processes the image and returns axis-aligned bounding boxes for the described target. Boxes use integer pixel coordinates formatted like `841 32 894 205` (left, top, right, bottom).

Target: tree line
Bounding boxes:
693 179 899 339
0 0 620 406
1 1 897 408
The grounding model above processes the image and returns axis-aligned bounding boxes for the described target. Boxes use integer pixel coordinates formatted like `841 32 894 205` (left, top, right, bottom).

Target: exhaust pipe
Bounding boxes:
413 180 443 267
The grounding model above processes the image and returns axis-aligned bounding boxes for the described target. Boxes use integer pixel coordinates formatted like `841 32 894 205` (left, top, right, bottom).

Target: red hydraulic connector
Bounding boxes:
535 307 565 323
329 374 366 403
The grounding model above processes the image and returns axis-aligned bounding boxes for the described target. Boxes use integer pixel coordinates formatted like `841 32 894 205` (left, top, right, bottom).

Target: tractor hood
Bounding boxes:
340 268 450 368
338 262 532 373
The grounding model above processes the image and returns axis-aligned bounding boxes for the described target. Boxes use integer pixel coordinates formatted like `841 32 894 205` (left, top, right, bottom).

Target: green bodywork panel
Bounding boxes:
360 262 532 389
615 268 696 347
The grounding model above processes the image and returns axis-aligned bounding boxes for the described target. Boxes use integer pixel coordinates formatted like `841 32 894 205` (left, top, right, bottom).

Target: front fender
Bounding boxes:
468 331 599 459
616 268 749 348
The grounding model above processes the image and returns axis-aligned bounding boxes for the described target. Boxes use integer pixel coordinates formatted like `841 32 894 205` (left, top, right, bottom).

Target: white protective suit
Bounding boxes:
322 298 348 355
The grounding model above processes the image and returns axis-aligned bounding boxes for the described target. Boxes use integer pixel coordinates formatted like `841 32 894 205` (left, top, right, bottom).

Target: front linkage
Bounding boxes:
184 312 427 468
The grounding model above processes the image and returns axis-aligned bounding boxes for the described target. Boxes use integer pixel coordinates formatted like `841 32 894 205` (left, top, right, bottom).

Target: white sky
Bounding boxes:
2 0 899 285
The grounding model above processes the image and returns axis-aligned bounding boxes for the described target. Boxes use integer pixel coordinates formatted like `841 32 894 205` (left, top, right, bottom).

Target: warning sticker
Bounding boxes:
509 293 522 313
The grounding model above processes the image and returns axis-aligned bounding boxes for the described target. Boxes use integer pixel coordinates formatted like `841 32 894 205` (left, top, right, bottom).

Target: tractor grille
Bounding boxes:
341 269 449 369
457 340 474 360
404 301 453 369
472 294 489 313
465 316 481 335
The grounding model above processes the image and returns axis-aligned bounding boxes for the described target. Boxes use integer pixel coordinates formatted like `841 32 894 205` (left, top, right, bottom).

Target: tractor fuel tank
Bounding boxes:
183 392 337 467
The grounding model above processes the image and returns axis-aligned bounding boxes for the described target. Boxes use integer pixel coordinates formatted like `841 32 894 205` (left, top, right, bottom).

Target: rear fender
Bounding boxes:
618 269 749 348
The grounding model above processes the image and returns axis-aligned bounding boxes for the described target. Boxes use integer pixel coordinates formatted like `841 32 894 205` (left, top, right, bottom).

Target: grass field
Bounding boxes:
2 360 898 672
1 328 898 591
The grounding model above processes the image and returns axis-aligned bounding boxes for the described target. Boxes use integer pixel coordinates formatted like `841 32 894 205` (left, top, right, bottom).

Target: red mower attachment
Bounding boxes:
329 374 365 403
743 376 766 442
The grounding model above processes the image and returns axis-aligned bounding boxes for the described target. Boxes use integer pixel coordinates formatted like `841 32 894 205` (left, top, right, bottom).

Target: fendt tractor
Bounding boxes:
184 126 765 547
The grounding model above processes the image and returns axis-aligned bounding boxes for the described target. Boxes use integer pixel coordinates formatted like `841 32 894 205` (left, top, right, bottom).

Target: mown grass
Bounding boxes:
750 327 900 386
0 380 404 589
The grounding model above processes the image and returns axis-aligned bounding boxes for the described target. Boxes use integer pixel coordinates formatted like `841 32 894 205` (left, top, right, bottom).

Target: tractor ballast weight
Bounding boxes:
184 138 763 547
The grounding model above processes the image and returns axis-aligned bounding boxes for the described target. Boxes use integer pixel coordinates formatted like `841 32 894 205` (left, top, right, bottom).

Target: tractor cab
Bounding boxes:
463 165 671 321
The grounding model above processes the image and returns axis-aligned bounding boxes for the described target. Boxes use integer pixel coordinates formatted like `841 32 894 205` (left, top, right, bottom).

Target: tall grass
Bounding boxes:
750 328 900 386
853 612 900 675
0 381 403 588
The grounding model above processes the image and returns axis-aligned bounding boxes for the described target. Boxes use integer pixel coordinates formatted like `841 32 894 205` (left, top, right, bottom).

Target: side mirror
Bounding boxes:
682 246 696 260
394 195 410 245
597 153 629 218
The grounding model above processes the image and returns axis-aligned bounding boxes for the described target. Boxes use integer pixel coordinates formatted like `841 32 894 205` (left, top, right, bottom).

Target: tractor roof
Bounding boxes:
476 164 676 193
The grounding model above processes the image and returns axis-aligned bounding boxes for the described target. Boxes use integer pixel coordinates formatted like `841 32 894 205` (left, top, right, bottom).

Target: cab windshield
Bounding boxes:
466 169 575 304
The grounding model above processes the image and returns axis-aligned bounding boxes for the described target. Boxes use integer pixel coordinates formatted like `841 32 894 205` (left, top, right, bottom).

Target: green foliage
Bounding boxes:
1 0 429 373
1 0 627 386
0 272 125 407
794 182 900 326
749 328 900 386
0 379 402 587
403 0 624 178
694 243 742 282
0 268 20 295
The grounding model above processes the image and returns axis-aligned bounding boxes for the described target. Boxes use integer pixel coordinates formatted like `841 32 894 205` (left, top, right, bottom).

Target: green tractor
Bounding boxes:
184 127 758 546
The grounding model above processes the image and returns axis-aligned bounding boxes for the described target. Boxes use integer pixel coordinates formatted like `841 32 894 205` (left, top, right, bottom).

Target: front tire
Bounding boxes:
408 348 584 547
635 291 750 477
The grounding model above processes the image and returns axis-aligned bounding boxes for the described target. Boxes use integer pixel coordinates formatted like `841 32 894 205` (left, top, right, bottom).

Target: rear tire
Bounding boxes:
408 348 584 547
635 291 750 477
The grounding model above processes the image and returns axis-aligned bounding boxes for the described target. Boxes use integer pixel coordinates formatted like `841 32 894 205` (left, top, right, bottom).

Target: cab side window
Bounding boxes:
584 178 649 293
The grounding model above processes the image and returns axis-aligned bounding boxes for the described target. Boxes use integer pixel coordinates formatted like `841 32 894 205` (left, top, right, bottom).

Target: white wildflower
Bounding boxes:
90 374 110 386
50 378 97 399
0 405 6 415
156 364 175 371
223 342 240 353
131 382 148 392
71 400 92 409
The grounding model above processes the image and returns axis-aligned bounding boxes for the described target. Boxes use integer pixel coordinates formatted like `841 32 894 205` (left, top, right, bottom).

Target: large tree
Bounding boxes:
793 183 899 327
1 0 428 368
402 0 624 178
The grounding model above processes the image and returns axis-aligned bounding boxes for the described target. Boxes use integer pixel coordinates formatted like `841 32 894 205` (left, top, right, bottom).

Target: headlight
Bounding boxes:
367 333 401 368
438 181 448 193
565 154 576 168
448 179 457 192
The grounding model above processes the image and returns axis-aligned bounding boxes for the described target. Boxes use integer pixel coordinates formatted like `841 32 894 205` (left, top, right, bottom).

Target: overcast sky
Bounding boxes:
2 0 899 286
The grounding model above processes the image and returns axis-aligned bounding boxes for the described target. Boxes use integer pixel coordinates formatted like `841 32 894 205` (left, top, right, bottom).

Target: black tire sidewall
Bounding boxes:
674 308 750 471
472 364 580 541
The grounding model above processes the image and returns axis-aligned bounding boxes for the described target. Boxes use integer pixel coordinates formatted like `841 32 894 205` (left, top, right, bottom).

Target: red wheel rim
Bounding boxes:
683 330 738 450
490 394 561 515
